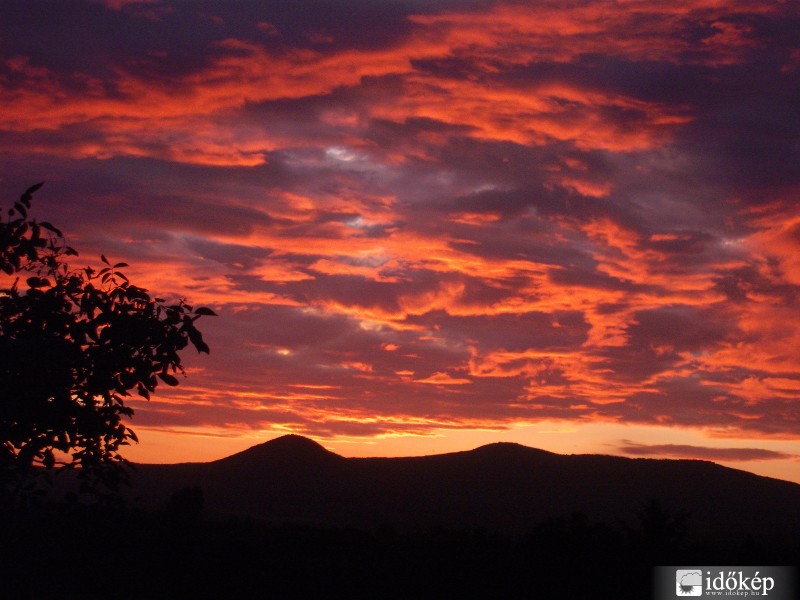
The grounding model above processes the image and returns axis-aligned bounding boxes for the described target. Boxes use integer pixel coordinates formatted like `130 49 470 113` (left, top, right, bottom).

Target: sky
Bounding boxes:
1 0 800 482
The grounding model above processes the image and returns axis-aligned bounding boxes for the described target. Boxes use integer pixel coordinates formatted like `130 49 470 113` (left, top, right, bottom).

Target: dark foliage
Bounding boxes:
0 183 216 494
2 501 797 600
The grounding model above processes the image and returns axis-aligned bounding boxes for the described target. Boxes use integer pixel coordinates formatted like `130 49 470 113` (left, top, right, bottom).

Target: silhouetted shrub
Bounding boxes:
0 184 215 496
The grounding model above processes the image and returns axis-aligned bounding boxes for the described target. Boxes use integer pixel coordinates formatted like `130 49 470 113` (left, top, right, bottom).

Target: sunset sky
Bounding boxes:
2 0 800 482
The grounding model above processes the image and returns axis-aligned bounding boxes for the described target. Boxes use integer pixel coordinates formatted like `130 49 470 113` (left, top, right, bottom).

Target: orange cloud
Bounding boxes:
415 372 472 385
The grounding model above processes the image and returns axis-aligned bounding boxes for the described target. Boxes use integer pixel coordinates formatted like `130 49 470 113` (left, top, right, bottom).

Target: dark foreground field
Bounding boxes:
3 501 798 600
3 435 799 599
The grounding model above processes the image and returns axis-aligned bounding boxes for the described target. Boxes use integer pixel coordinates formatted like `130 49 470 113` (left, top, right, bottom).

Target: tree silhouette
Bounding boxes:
0 183 215 494
627 498 691 563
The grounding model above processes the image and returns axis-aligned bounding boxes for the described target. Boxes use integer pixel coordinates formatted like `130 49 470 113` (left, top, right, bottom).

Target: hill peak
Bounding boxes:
215 434 342 466
470 441 558 457
263 434 333 452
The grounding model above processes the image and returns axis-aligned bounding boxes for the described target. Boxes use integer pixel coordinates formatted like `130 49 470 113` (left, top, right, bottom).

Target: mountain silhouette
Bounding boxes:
212 434 343 468
16 434 800 600
127 435 800 539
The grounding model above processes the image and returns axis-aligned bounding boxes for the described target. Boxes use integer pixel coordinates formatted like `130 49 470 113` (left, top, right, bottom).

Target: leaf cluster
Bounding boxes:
0 184 216 493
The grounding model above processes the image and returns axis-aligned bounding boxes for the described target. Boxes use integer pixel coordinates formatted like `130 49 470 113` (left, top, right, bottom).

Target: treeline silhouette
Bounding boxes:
2 494 796 600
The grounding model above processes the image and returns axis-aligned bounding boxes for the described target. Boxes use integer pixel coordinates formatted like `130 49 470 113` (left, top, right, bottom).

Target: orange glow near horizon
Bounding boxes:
2 0 799 483
123 422 800 484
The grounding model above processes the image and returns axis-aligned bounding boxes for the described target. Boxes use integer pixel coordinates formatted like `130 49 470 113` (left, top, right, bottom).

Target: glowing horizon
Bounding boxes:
1 0 799 483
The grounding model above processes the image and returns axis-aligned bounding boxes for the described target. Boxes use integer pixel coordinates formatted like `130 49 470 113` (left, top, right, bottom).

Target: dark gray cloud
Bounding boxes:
618 441 795 462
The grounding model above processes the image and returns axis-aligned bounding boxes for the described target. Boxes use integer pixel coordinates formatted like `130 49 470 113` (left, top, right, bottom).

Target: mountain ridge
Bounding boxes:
144 434 789 485
127 434 800 540
208 435 568 464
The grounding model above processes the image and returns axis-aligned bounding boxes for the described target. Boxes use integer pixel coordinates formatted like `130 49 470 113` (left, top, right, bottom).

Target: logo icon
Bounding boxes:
676 570 703 596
